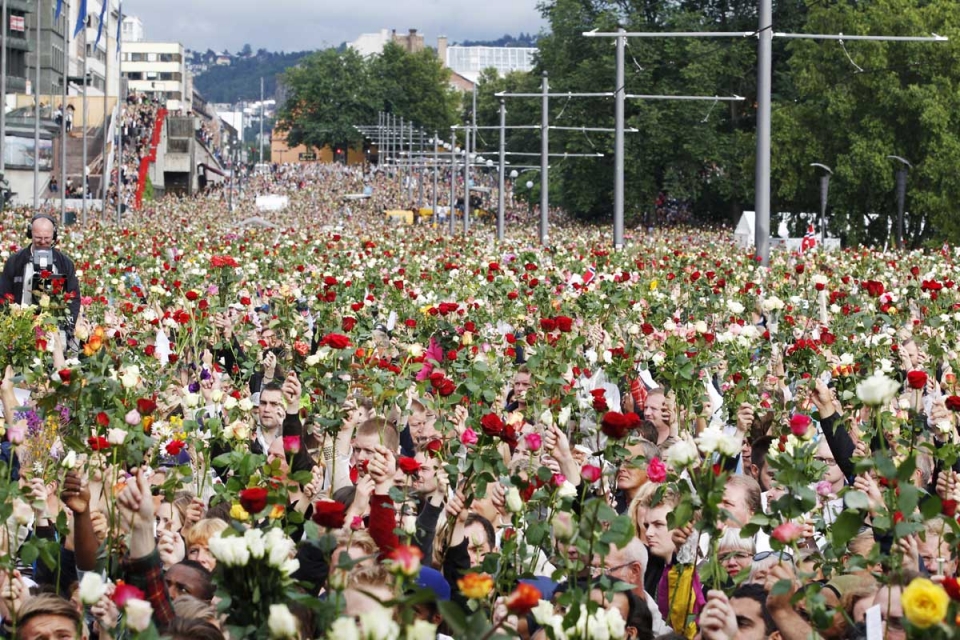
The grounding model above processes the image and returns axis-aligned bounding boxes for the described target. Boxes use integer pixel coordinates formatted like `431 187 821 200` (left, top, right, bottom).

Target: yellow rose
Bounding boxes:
457 573 494 600
230 503 250 522
901 578 949 629
649 279 658 291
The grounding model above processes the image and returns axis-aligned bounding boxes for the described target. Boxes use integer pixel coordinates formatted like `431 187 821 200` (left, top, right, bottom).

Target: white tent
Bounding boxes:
255 195 289 211
734 211 755 249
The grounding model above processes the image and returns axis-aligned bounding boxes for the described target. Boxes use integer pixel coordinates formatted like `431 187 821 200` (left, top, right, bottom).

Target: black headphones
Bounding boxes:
26 214 59 243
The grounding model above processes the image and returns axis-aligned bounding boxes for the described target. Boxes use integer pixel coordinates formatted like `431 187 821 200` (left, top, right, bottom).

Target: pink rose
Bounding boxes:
460 428 478 446
815 480 833 497
581 464 602 484
789 413 812 438
6 425 24 444
524 433 542 452
125 409 142 426
771 521 804 543
646 457 667 483
551 473 567 487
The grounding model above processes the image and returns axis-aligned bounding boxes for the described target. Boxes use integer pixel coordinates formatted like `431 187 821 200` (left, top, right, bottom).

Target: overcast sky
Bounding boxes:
122 0 545 53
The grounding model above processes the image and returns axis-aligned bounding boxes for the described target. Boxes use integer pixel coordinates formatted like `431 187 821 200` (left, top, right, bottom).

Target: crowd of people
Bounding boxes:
0 147 957 640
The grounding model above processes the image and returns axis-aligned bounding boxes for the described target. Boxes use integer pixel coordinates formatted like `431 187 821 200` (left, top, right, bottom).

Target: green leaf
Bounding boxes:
843 490 870 511
830 510 864 548
437 599 470 636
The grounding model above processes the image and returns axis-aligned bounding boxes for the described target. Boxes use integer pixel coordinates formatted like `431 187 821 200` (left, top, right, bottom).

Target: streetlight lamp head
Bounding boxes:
486 159 494 167
525 181 534 189
510 170 519 179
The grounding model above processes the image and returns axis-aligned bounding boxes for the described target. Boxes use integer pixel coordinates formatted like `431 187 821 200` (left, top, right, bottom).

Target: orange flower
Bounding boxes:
505 583 542 615
141 415 155 434
457 573 494 600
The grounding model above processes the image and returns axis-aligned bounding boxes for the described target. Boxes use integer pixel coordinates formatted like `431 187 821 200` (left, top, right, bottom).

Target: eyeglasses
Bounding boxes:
814 456 838 467
753 550 794 563
719 551 753 562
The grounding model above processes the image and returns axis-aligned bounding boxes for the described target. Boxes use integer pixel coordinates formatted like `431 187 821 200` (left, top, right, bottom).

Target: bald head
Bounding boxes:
31 217 55 249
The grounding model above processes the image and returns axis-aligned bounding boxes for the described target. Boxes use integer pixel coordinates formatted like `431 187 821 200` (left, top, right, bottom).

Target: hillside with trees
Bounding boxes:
191 48 312 103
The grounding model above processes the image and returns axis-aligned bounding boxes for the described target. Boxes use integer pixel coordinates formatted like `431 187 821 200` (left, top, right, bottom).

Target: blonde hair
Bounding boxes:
173 595 218 622
629 483 659 537
185 518 228 548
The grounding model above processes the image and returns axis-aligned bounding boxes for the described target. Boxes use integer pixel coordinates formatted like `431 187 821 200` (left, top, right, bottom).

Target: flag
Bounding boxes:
94 0 108 48
582 264 597 286
55 0 63 20
116 0 122 55
74 0 87 38
801 224 817 253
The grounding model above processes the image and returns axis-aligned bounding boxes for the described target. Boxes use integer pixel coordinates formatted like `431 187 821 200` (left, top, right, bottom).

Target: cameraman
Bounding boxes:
0 214 81 334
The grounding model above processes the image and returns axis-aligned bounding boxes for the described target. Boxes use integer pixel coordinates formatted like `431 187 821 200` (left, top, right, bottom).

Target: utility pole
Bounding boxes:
102 4 109 220
448 125 455 236
539 72 548 245
82 16 89 224
462 125 470 234
613 28 625 249
33 0 42 208
60 5 68 226
431 130 438 223
259 76 264 164
497 98 505 241
754 0 772 265
1 0 9 176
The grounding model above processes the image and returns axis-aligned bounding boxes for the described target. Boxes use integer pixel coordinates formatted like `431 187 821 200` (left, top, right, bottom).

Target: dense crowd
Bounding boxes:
0 156 956 640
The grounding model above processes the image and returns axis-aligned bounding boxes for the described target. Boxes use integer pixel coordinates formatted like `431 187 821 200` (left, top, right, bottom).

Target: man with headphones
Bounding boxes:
0 214 81 334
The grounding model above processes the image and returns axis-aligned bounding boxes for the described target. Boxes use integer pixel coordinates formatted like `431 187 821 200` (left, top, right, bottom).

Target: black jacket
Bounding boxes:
0 244 81 328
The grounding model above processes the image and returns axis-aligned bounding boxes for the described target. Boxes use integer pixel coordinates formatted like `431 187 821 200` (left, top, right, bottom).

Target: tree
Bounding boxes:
370 42 460 134
240 43 253 58
770 0 960 247
276 48 380 150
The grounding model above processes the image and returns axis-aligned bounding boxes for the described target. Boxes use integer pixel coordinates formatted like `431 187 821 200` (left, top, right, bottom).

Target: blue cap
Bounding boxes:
417 567 451 601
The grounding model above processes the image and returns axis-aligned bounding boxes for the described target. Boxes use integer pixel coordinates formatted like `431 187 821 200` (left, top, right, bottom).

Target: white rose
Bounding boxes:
60 449 78 470
505 487 524 514
238 398 254 412
539 409 554 427
556 480 578 499
329 617 361 640
663 319 677 332
936 420 954 434
244 528 265 559
78 572 108 606
124 598 154 632
210 389 224 404
107 428 127 446
696 426 726 455
120 365 141 389
694 320 708 334
602 350 613 364
223 395 238 411
359 611 400 640
585 349 598 364
280 557 300 577
651 352 666 366
305 353 321 367
268 604 299 639
664 440 698 468
605 607 627 639
586 611 611 640
208 533 250 567
532 600 557 626
557 406 572 426
727 299 745 314
856 372 900 407
407 620 438 640
264 527 296 568
182 392 200 408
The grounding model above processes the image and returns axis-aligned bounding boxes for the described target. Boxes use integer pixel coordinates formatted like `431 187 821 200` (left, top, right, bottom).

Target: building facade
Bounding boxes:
444 45 537 84
120 15 143 43
121 41 191 111
26 0 68 97
2 0 37 95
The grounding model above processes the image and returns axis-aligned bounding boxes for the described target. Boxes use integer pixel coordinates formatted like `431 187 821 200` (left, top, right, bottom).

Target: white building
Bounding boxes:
120 41 192 112
444 45 537 84
77 0 123 96
121 16 145 43
349 29 391 57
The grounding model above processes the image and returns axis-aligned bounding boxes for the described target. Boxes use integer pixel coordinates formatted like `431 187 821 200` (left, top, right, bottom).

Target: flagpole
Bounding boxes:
60 1 67 226
101 1 108 220
81 10 88 225
116 0 122 224
1 0 9 178
33 0 42 208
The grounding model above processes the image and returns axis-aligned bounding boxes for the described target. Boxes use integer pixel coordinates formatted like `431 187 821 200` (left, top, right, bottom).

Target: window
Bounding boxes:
126 72 143 80
147 53 157 62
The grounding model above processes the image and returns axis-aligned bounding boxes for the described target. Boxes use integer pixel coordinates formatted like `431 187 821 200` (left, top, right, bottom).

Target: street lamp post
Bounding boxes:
888 155 912 249
810 163 832 242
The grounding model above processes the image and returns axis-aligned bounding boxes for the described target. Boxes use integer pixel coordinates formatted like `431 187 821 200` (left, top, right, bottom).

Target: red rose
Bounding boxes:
590 388 608 412
165 440 186 456
342 317 357 331
581 464 602 483
58 368 71 383
87 436 110 451
312 500 347 528
789 413 812 438
424 439 443 456
646 458 667 483
282 436 301 454
185 290 199 301
112 583 145 608
404 318 417 328
240 296 252 305
540 318 557 332
943 577 960 601
946 396 960 412
906 370 928 390
600 411 631 439
238 487 269 514
892 510 905 524
480 413 505 437
136 398 157 415
641 323 655 335
398 456 422 475
505 583 542 615
96 411 110 427
555 316 574 333
526 333 537 346
319 333 352 349
942 499 958 517
437 379 456 397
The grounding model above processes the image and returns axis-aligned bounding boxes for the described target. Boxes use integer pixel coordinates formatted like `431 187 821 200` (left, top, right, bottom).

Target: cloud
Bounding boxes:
122 0 543 52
